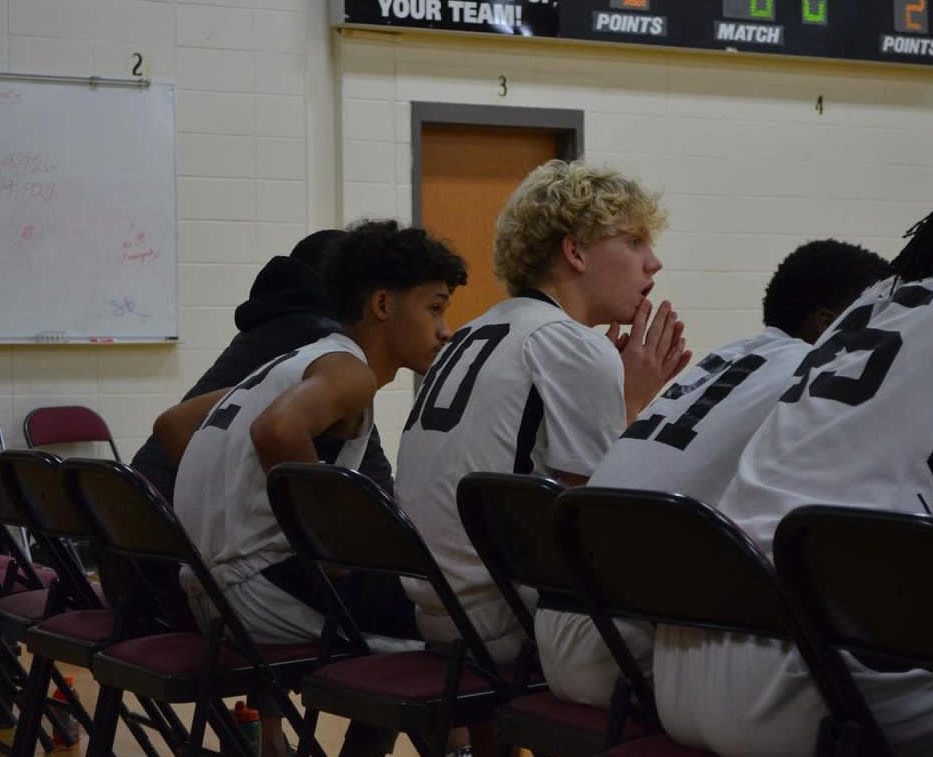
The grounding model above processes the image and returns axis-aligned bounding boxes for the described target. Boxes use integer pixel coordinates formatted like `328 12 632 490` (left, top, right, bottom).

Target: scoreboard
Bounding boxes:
336 0 933 67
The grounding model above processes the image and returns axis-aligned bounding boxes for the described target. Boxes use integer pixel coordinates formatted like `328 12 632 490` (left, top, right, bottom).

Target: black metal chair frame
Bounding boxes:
0 449 185 757
267 462 510 757
457 472 655 757
61 457 332 757
555 487 880 757
774 505 924 757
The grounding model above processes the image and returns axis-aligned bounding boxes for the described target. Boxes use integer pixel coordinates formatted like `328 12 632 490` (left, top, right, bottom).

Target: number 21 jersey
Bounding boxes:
590 326 810 508
397 292 626 645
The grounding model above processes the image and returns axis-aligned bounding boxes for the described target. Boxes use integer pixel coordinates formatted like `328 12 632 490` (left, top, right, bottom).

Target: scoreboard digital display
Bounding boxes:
337 0 933 67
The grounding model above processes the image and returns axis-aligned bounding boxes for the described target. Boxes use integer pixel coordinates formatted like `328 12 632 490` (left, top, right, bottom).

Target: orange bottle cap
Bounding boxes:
233 701 260 723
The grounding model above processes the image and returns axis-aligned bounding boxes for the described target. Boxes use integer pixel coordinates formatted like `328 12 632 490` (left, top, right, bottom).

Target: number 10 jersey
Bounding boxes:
397 292 626 654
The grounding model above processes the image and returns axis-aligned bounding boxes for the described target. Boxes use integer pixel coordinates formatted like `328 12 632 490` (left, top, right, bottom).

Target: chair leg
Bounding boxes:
85 686 123 757
156 699 191 746
208 698 256 757
10 654 52 757
117 700 162 757
135 696 187 754
409 733 436 757
294 707 320 757
185 697 212 757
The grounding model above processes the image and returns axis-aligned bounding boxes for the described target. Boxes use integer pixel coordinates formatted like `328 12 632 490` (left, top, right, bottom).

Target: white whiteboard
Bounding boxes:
0 80 176 343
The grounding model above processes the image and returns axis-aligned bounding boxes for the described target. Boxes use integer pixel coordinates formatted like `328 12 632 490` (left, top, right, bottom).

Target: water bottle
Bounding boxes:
48 674 81 753
232 700 261 756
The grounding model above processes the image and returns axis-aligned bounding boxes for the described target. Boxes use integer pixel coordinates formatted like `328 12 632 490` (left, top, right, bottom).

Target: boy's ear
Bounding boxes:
561 235 586 274
816 306 837 333
369 289 392 321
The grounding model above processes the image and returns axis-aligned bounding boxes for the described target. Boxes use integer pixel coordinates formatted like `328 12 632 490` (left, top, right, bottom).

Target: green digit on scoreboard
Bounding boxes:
802 0 828 24
723 0 776 21
750 0 775 18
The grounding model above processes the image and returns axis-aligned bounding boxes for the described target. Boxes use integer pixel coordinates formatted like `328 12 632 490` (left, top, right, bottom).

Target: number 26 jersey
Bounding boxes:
721 276 933 560
397 292 626 629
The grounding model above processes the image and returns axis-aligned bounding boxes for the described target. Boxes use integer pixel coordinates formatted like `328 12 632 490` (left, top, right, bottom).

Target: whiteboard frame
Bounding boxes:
0 75 179 345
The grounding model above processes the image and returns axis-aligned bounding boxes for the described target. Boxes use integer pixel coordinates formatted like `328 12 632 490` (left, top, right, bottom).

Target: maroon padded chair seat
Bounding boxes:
91 631 322 702
0 554 57 592
26 608 117 667
310 651 495 701
0 588 50 641
507 690 610 732
605 735 719 756
497 689 649 757
508 690 648 737
33 608 115 643
0 588 49 621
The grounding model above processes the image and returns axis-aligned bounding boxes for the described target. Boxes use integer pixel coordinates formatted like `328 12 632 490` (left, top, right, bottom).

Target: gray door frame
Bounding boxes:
410 102 585 227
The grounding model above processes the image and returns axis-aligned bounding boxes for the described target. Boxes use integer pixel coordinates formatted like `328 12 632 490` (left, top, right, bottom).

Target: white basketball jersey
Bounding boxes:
590 327 811 508
397 293 626 635
174 333 373 590
721 275 933 560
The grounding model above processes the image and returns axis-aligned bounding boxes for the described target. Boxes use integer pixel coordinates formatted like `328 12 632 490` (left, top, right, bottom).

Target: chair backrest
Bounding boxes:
62 457 200 567
0 450 90 540
557 487 794 636
62 457 309 734
0 450 103 607
776 504 933 672
62 457 241 627
267 462 498 672
456 472 566 639
557 487 891 752
24 406 120 461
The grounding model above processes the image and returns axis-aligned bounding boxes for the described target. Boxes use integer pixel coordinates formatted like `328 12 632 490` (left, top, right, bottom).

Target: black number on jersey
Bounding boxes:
782 285 933 407
404 323 510 433
622 354 766 451
203 350 299 431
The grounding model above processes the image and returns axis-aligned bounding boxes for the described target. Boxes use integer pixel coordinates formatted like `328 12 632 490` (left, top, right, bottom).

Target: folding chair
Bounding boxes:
555 488 872 757
774 506 928 756
61 457 331 757
0 426 31 568
267 462 511 757
24 406 121 461
457 472 655 757
0 478 54 598
0 449 180 757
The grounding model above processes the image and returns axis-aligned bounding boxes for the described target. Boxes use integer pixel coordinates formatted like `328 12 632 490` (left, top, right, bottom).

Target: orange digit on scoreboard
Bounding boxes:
907 0 928 31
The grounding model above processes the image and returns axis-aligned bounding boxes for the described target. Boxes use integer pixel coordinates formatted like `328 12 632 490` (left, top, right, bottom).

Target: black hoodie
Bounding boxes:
131 250 395 503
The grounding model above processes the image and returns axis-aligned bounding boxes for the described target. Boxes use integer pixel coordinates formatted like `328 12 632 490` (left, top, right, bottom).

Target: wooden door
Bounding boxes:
420 125 560 330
